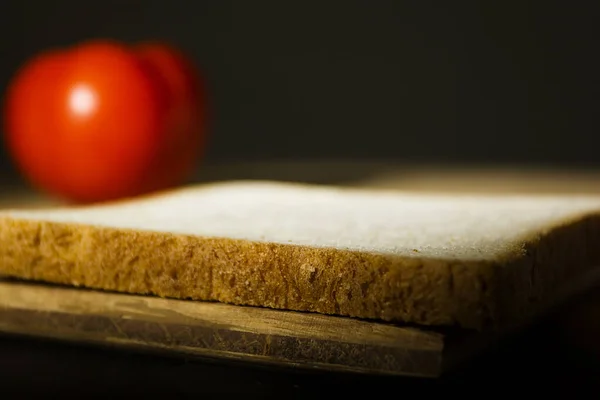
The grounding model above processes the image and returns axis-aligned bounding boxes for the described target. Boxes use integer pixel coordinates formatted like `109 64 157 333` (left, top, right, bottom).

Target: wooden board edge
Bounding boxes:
0 325 434 378
0 281 444 378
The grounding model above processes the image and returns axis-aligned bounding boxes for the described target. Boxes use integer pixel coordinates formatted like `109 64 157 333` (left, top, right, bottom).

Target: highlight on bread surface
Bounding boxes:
1 180 600 331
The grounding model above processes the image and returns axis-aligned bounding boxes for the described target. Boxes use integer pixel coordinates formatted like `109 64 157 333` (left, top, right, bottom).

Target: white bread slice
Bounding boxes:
1 180 600 330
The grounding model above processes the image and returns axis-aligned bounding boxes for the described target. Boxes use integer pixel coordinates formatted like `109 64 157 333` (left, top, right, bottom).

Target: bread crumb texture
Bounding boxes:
1 181 600 331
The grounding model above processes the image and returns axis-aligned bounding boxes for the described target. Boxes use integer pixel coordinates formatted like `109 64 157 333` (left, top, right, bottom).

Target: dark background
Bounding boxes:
0 3 600 392
0 1 598 183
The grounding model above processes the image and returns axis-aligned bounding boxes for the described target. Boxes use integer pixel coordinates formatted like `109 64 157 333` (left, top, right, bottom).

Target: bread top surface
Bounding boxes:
3 180 600 262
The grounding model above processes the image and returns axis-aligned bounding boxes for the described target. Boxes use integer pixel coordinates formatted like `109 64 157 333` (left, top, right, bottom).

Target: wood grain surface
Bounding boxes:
0 279 444 377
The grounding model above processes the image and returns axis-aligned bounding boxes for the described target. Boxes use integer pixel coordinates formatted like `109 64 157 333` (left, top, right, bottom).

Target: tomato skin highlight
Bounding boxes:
52 40 172 203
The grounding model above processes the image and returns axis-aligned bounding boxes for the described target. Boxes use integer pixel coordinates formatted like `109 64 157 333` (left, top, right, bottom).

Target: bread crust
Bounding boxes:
2 210 600 331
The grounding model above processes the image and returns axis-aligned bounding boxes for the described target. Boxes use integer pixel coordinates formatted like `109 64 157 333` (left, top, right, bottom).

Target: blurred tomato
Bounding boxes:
3 39 206 204
136 42 206 189
3 49 71 194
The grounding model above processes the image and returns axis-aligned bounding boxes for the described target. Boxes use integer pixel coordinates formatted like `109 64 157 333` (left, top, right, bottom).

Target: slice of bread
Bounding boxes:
2 180 600 331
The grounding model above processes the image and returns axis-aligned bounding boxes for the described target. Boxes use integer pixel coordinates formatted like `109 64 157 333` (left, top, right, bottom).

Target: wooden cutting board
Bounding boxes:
0 279 447 377
1 161 600 377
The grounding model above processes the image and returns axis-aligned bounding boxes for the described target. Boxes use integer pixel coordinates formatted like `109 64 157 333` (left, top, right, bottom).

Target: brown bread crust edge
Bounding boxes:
1 214 600 331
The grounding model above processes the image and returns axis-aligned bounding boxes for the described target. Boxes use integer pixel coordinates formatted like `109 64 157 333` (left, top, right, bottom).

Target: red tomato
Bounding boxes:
3 40 205 204
53 40 173 203
135 42 205 189
3 49 71 194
